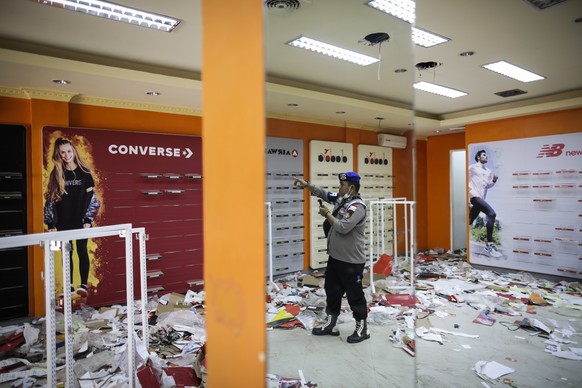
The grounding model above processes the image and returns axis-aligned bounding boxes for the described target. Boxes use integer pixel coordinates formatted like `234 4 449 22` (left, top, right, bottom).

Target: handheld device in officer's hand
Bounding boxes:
318 199 323 207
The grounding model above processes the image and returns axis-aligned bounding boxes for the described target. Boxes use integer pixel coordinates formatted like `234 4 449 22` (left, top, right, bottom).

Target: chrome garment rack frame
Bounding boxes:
368 199 415 294
0 224 148 387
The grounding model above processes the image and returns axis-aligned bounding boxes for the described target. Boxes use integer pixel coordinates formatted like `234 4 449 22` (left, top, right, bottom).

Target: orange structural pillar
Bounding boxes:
202 1 266 387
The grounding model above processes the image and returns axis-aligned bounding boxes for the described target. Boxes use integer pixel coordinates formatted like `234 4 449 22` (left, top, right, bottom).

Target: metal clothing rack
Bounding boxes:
368 198 415 294
266 201 273 284
0 224 148 387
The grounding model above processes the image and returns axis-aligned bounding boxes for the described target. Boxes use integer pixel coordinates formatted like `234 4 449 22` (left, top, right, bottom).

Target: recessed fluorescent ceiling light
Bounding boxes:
412 27 449 48
367 0 415 24
287 36 379 66
414 82 467 98
31 0 181 32
482 60 545 82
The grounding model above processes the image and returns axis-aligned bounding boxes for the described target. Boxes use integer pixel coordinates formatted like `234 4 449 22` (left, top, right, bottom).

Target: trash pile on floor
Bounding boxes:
414 249 582 386
0 290 207 387
1 249 580 387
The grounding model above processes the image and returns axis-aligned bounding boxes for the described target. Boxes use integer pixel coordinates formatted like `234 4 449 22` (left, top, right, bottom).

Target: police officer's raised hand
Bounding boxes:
293 177 310 189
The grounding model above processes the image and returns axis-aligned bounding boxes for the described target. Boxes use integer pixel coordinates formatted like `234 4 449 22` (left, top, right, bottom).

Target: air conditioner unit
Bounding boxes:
377 134 407 149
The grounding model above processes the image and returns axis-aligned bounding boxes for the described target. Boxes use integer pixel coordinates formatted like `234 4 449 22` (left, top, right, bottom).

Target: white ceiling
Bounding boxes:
0 0 581 138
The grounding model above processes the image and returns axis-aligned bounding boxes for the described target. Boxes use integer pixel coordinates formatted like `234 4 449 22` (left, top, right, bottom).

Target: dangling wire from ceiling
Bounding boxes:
361 32 390 81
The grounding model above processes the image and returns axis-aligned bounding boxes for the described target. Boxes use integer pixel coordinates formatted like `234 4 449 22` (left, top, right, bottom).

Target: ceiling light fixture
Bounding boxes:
414 81 467 98
412 27 450 48
31 0 181 32
52 79 71 85
482 60 545 82
367 0 415 23
287 36 379 66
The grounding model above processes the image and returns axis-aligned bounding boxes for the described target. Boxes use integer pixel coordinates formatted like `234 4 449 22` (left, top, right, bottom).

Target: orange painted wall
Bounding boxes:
70 104 202 136
425 132 466 250
465 108 582 143
0 96 30 123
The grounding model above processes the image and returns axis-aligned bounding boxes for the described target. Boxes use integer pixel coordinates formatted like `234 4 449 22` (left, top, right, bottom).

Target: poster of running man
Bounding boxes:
468 132 582 278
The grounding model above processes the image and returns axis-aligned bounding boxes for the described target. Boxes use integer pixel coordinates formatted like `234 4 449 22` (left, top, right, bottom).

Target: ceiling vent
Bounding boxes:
265 0 309 15
522 0 568 10
495 89 528 98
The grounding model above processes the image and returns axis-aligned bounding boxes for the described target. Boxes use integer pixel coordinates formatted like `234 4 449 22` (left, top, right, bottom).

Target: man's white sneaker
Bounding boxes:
484 243 502 258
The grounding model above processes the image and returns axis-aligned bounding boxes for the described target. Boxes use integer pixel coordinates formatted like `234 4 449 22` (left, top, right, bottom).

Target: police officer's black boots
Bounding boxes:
347 319 370 343
312 314 339 336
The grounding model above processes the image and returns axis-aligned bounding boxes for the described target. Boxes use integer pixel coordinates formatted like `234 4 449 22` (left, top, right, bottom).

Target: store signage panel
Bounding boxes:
42 126 203 305
266 137 304 275
357 145 394 257
309 140 354 268
468 132 581 278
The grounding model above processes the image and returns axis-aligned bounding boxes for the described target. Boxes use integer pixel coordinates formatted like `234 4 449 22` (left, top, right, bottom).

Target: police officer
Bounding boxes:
294 172 369 343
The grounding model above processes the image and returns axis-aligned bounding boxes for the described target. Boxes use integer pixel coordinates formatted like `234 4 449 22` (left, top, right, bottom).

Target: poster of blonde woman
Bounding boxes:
43 133 102 307
43 125 205 307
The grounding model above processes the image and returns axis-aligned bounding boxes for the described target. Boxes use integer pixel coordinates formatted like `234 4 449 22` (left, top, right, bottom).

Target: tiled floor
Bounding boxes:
267 296 582 388
267 318 415 387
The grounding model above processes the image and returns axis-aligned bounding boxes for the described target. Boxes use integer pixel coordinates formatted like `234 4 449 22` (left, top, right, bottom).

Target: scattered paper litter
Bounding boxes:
474 360 515 380
415 327 443 344
430 327 479 338
551 350 582 361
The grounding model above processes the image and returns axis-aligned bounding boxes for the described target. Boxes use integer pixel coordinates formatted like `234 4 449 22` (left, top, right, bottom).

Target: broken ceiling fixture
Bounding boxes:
415 61 442 80
415 61 441 71
362 32 390 46
360 33 390 81
522 0 568 10
265 0 311 16
495 88 528 98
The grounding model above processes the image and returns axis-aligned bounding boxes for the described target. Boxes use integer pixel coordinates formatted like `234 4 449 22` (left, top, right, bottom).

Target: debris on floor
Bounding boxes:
0 289 208 387
415 248 582 386
1 248 580 386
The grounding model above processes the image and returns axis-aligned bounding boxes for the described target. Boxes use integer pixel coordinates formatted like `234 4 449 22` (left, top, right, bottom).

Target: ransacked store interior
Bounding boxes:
1 0 582 387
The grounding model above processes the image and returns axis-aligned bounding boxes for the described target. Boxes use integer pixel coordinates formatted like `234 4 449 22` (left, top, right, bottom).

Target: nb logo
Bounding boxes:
536 143 564 158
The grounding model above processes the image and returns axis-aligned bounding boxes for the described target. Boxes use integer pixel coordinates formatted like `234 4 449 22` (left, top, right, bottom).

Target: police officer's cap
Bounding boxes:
338 172 360 183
